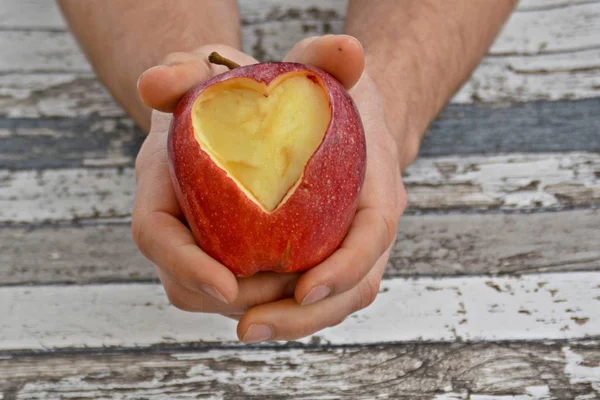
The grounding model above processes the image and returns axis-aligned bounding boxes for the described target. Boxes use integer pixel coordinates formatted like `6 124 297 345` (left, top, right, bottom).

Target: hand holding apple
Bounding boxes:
132 35 406 342
168 54 366 277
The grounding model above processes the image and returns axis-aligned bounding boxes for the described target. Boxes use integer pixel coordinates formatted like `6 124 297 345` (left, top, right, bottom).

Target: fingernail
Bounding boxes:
242 324 273 343
301 284 332 306
136 65 165 90
347 35 364 49
199 283 229 304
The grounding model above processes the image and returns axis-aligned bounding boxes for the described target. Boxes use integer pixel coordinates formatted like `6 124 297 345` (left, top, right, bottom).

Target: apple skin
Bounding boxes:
168 62 366 277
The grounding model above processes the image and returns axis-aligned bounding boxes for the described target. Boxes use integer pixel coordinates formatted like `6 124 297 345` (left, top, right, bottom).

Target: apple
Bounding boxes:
168 56 366 277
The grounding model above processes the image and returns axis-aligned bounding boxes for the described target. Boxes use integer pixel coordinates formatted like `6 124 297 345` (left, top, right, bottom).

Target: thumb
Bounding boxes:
138 45 258 113
283 35 365 90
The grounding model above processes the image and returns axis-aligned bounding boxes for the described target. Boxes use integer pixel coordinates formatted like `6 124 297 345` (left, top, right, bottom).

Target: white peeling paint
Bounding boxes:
2 153 598 223
563 346 600 393
0 0 599 120
405 152 600 210
0 168 135 223
1 272 598 351
433 385 551 400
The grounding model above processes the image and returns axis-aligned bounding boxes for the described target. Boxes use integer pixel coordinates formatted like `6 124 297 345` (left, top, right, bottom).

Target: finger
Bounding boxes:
132 122 238 303
294 207 396 306
156 266 300 315
138 45 258 112
237 249 389 343
137 54 211 113
133 207 238 303
283 34 364 90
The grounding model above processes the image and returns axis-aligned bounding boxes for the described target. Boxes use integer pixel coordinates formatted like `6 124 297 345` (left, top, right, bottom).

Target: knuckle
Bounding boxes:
397 180 408 216
134 150 145 179
131 213 150 259
131 210 161 264
354 277 380 311
378 210 398 249
298 320 321 340
164 287 196 312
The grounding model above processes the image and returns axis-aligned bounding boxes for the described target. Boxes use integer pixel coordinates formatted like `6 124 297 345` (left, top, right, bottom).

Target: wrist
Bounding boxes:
363 59 423 169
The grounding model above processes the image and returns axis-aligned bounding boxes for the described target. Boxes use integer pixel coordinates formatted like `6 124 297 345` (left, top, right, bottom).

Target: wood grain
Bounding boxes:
0 117 143 169
0 0 65 29
1 210 599 285
2 98 599 170
0 74 123 119
0 0 599 120
4 153 597 223
1 272 599 350
405 153 600 211
421 98 600 157
2 342 599 399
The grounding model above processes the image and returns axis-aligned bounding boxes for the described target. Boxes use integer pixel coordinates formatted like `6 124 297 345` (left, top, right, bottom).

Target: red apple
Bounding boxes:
168 61 366 277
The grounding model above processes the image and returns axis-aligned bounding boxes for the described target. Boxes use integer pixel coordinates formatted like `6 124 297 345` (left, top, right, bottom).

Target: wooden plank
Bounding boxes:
453 49 600 104
0 168 135 223
0 32 89 73
0 0 65 29
2 210 599 285
1 153 598 223
404 152 600 210
0 0 599 121
1 342 599 399
1 272 599 350
0 74 123 119
2 98 599 169
0 118 143 169
421 99 600 157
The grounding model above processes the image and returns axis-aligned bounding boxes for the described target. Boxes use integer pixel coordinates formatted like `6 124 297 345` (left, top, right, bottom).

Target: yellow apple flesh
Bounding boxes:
192 72 331 211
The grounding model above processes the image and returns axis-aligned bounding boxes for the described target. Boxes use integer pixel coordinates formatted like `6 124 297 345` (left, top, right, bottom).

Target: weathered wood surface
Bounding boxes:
404 153 600 211
0 0 599 120
422 99 600 157
2 153 598 223
2 272 599 351
2 342 599 400
2 210 599 285
0 117 143 169
1 1 599 397
2 98 599 170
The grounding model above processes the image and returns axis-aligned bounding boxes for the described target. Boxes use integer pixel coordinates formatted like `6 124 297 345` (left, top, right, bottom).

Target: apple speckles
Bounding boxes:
169 62 365 276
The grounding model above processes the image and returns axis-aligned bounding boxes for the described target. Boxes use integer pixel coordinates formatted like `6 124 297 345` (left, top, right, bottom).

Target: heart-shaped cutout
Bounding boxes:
191 72 331 212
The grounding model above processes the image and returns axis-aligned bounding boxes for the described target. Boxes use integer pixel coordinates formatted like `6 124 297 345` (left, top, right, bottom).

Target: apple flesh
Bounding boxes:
168 62 366 277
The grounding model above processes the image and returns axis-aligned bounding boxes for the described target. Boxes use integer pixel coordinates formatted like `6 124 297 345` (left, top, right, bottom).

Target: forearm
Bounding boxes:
345 0 516 166
58 0 240 131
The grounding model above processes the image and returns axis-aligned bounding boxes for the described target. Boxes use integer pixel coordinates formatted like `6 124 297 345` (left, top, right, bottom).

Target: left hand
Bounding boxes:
236 36 407 341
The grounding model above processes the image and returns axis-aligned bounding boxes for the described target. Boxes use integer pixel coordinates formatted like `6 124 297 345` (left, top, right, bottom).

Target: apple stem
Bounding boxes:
208 52 240 70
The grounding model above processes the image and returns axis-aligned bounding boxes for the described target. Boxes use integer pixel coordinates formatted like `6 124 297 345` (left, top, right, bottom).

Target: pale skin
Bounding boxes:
59 0 517 343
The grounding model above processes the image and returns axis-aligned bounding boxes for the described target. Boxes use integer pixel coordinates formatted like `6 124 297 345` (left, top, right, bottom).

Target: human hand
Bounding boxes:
133 45 300 322
132 36 406 343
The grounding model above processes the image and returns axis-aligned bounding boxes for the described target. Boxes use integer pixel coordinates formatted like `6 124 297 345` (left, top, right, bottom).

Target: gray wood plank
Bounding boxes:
421 98 600 157
2 210 598 285
1 342 599 399
1 97 599 170
0 118 143 169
